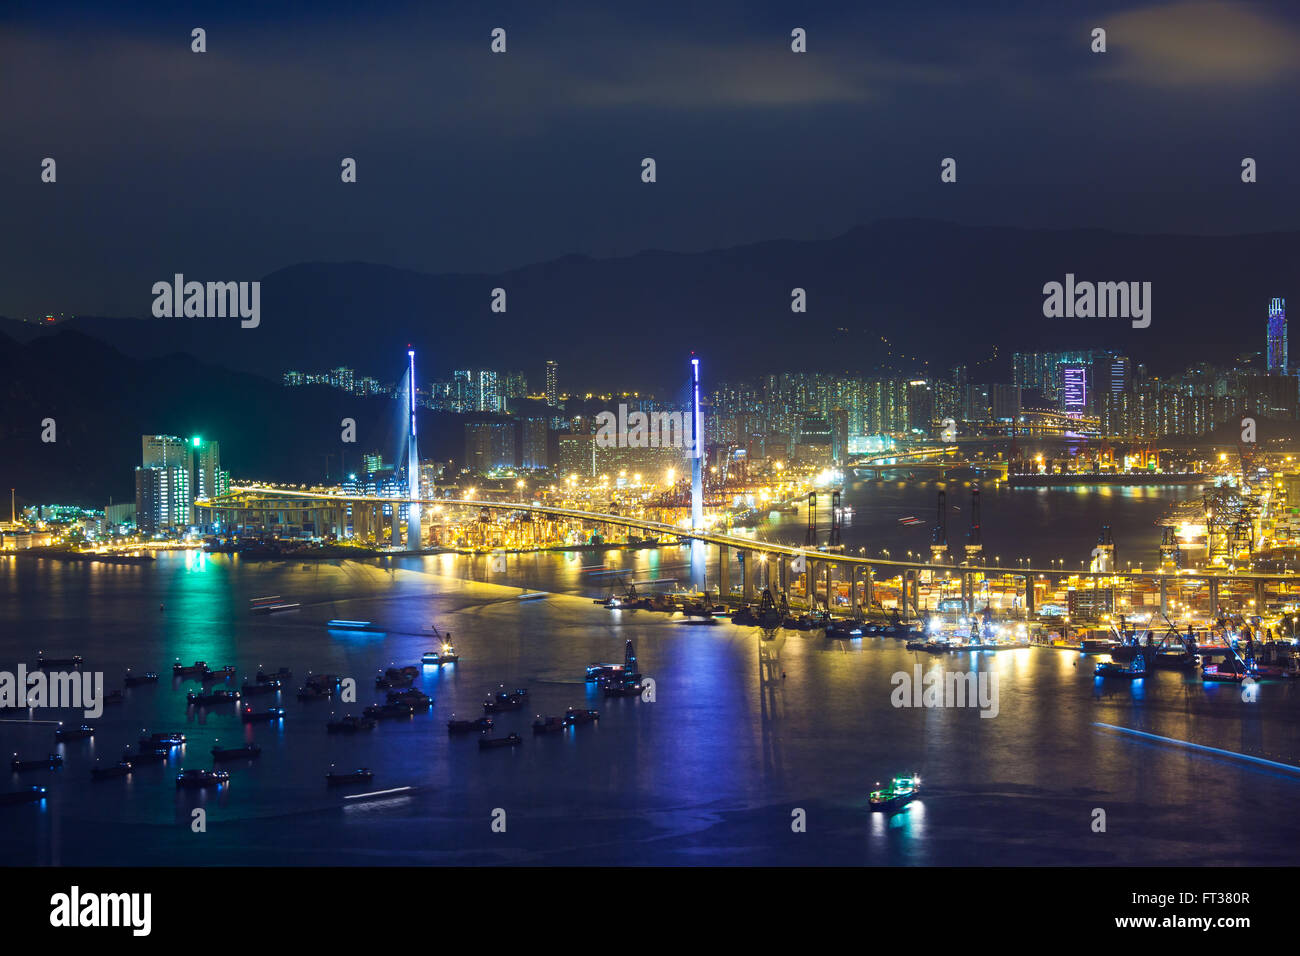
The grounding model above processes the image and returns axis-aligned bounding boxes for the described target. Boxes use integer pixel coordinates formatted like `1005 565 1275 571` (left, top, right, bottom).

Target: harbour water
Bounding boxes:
4 481 1300 866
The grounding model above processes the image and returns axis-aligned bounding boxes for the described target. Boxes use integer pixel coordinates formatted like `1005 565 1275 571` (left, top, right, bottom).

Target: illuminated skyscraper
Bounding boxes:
138 435 194 528
1062 366 1087 414
1268 298 1287 372
545 360 558 407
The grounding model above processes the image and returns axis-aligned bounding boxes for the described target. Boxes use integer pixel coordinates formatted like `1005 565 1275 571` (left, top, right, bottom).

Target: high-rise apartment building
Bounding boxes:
545 360 559 407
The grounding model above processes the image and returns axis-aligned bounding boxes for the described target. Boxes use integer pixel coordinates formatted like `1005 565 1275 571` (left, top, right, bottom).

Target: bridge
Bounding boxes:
848 446 1009 479
197 485 1300 624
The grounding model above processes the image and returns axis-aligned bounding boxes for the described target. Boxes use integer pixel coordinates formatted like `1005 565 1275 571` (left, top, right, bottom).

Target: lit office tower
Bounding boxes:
1268 298 1287 372
545 360 558 407
192 438 224 501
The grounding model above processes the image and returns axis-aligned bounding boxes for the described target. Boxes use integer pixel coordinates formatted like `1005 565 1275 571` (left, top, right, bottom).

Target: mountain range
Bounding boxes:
4 220 1294 392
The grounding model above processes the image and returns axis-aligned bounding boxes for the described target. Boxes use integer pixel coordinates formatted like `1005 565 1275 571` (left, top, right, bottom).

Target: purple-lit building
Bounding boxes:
1268 297 1287 372
1061 365 1087 416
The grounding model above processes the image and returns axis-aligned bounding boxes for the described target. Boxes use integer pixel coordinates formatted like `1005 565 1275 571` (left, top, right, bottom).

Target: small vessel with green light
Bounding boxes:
869 773 921 811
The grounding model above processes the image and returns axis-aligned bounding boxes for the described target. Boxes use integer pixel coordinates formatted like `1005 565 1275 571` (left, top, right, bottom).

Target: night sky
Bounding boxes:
3 0 1299 319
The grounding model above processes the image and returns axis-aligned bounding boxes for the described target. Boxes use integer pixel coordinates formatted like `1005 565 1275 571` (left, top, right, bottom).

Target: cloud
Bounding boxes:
1099 0 1300 87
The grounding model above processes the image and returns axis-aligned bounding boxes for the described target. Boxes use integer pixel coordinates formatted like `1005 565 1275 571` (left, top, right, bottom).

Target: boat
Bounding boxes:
54 724 95 742
868 773 922 811
91 761 133 780
1201 662 1248 683
176 769 229 789
422 642 460 666
187 688 241 706
564 707 599 726
211 744 261 761
1095 653 1148 679
825 619 864 639
448 716 493 734
363 701 414 720
386 688 433 707
478 733 522 749
123 670 159 687
904 639 929 651
518 591 546 601
586 663 625 681
240 680 281 696
10 754 63 772
326 768 373 786
241 706 285 722
1152 650 1199 671
483 688 528 713
532 715 566 734
603 681 643 698
256 667 292 683
297 675 340 700
173 661 208 677
36 654 82 668
0 786 48 806
141 732 186 748
129 748 169 764
199 665 237 683
1080 637 1119 653
326 714 376 734
375 668 415 689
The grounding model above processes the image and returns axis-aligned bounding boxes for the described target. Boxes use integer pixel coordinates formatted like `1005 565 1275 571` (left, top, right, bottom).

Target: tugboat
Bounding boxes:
241 706 285 722
1095 652 1148 679
173 661 208 677
363 700 414 720
123 670 159 687
0 786 48 806
175 768 230 789
256 667 292 683
187 688 241 707
91 760 134 780
54 724 95 742
36 654 82 668
241 679 280 696
140 731 186 749
211 743 261 761
448 716 493 734
326 714 376 734
326 768 373 786
868 773 922 812
532 715 566 734
564 707 599 726
199 665 237 683
10 753 63 772
478 732 522 749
